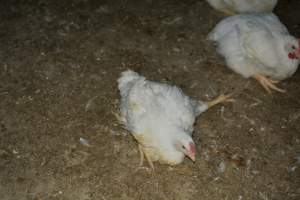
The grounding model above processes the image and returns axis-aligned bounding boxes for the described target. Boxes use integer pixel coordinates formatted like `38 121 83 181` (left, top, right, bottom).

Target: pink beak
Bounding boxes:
288 39 300 59
188 142 196 162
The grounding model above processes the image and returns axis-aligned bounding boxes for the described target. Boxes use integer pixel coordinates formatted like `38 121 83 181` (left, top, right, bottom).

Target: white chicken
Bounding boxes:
118 70 232 169
206 0 278 15
208 13 300 93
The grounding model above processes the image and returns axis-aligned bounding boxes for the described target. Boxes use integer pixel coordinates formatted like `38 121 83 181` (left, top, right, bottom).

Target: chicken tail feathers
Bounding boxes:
191 100 209 116
118 70 142 91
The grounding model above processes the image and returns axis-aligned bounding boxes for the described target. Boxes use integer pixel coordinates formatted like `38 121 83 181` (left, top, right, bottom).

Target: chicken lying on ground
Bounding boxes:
206 0 278 15
118 70 233 170
208 13 300 93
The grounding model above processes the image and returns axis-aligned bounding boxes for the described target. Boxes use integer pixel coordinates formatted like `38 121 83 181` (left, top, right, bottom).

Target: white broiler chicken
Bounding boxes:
208 13 300 93
118 70 232 169
206 0 278 15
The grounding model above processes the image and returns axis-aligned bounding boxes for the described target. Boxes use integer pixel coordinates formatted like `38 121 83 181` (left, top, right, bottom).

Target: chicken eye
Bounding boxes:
182 145 186 149
292 45 296 50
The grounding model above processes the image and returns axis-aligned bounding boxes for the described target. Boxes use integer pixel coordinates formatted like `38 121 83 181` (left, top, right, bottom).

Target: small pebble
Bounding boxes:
288 166 297 172
12 149 19 154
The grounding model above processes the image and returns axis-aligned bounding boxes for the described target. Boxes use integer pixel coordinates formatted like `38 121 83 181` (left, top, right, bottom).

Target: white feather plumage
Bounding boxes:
206 0 278 14
208 13 299 81
118 70 208 166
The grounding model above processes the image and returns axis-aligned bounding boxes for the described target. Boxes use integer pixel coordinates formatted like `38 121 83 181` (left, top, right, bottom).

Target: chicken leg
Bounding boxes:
207 94 234 108
112 110 125 124
137 144 154 171
253 74 286 94
138 144 144 167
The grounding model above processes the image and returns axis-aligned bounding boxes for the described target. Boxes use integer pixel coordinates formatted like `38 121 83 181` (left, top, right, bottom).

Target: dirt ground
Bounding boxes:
0 0 299 199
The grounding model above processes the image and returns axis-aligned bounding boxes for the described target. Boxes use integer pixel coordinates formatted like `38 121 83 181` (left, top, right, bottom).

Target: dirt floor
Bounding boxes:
0 0 299 199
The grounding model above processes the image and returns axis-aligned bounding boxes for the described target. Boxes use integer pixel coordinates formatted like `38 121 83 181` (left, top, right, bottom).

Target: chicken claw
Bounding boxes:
207 94 235 108
135 144 154 172
253 74 286 94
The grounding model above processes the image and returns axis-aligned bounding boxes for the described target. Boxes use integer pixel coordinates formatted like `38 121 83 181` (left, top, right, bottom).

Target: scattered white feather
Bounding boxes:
217 161 226 173
79 137 91 147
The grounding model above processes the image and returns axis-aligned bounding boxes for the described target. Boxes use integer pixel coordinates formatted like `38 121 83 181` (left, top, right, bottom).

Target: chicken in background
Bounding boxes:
206 0 278 15
208 13 300 93
118 70 233 170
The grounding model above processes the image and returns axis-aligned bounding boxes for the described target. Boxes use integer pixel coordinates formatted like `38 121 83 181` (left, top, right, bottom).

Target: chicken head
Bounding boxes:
175 135 196 162
287 39 300 59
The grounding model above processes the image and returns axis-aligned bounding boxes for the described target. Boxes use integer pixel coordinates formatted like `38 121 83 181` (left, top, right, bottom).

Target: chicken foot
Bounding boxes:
253 73 286 94
207 94 235 108
136 144 154 171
